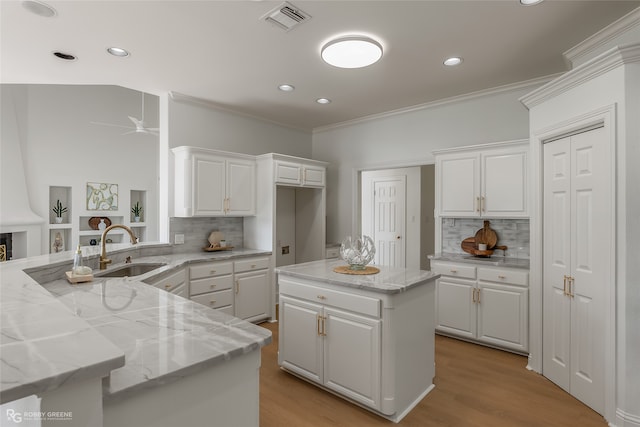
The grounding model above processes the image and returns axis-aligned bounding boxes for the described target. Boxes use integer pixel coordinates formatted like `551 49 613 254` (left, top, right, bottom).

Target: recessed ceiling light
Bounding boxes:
107 47 130 57
520 0 544 5
53 51 77 61
321 36 383 69
278 84 295 92
21 0 57 17
316 98 331 105
443 57 463 66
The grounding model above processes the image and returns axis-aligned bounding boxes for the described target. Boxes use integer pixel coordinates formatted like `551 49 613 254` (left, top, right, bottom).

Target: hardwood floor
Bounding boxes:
258 322 606 427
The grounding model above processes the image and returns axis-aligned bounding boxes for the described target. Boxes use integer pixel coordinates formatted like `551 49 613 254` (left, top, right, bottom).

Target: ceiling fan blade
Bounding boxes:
91 121 134 130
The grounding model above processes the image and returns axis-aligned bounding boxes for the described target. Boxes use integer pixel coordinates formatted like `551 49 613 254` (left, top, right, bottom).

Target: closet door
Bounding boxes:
543 126 609 415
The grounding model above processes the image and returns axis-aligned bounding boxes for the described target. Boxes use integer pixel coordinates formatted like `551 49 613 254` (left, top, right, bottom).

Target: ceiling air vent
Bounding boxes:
261 2 311 32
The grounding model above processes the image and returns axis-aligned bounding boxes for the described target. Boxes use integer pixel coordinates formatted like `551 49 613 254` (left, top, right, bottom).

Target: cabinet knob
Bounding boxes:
498 275 506 279
210 300 216 305
251 264 256 268
164 284 172 289
450 269 458 273
210 270 217 274
210 284 216 289
317 295 326 300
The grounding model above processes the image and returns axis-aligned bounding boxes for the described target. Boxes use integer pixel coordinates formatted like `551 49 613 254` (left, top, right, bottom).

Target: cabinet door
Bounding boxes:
323 307 381 410
435 277 476 338
476 282 528 352
482 148 528 217
437 153 480 217
193 156 225 216
226 158 256 215
303 166 325 187
234 269 269 322
278 296 323 383
275 161 302 185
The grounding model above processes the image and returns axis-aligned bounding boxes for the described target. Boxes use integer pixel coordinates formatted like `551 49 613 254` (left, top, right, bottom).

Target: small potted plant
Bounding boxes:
52 199 67 224
131 201 143 222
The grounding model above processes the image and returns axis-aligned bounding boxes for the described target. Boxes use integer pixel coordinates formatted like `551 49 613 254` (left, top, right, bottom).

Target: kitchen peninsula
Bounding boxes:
0 243 272 427
276 259 439 423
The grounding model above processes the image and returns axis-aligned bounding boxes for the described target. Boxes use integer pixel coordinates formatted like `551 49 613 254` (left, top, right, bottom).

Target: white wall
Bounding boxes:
1 84 160 253
311 84 538 244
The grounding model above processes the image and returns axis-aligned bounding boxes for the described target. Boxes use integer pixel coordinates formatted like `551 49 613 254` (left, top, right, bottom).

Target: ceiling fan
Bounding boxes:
91 92 159 136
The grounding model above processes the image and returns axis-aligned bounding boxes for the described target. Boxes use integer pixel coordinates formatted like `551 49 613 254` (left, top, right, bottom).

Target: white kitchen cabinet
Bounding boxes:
435 140 528 217
144 268 186 295
172 146 256 217
432 260 529 354
275 159 326 187
234 257 270 323
189 261 234 312
279 289 382 411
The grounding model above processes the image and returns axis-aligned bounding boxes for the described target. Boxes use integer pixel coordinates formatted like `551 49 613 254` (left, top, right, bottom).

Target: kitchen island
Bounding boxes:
276 259 439 423
0 244 272 427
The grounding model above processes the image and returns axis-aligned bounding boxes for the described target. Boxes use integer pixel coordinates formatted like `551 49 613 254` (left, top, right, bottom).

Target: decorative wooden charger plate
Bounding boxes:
88 216 111 230
333 265 380 275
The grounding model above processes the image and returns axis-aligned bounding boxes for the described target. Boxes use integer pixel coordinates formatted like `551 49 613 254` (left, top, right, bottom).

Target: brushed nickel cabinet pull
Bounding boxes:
563 275 568 296
477 288 481 303
472 288 477 303
317 295 326 300
498 275 506 279
476 197 481 213
235 279 239 294
317 315 322 336
210 284 216 289
481 196 486 212
450 269 458 273
210 300 216 305
164 284 171 289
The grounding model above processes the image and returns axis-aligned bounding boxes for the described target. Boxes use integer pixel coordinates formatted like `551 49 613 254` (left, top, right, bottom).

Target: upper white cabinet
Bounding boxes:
173 146 256 217
435 140 528 217
275 159 326 187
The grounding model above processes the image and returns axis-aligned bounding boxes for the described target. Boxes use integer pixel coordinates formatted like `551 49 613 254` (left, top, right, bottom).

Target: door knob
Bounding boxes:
396 236 402 239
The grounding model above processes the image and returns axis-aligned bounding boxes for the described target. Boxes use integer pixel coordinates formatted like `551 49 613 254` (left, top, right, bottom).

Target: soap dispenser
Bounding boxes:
72 245 84 275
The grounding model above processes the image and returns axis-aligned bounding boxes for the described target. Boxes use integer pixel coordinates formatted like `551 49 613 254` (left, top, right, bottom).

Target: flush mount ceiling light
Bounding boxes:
321 36 383 69
316 98 331 104
21 0 57 17
443 57 463 66
278 84 295 92
107 47 130 57
520 0 544 5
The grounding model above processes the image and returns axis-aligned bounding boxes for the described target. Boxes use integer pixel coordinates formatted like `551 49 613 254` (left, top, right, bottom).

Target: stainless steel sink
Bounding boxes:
98 263 167 278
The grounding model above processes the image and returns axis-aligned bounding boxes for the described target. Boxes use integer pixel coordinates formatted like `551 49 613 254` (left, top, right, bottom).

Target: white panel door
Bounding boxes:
372 177 406 267
435 278 476 338
323 307 381 410
234 270 269 322
226 159 255 215
482 149 527 216
543 127 608 415
194 157 225 216
477 282 528 353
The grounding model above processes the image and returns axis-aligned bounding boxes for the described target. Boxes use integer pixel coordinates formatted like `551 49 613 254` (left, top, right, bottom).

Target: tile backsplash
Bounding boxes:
169 217 243 253
441 218 529 258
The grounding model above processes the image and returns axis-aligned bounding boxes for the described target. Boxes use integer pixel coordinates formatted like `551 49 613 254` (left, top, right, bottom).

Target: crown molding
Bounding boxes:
520 43 640 109
564 7 640 68
312 74 557 134
168 91 309 133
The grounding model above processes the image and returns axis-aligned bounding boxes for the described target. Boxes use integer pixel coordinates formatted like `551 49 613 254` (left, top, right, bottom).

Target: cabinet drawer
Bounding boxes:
235 257 269 273
190 275 233 296
326 247 340 259
478 267 528 287
191 289 233 309
190 261 233 280
147 269 186 292
431 262 476 280
279 277 381 318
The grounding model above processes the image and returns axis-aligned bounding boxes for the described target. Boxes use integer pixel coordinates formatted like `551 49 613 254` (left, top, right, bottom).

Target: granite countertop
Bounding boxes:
429 253 530 270
276 259 439 294
0 244 272 404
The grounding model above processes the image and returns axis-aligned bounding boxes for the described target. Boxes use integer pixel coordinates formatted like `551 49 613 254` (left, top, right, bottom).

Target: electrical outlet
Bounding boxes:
174 234 185 244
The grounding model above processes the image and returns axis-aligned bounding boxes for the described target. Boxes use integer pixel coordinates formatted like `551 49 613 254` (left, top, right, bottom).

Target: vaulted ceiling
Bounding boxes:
2 1 638 130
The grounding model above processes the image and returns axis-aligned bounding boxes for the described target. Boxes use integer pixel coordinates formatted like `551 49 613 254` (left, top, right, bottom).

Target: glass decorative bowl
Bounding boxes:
340 235 376 270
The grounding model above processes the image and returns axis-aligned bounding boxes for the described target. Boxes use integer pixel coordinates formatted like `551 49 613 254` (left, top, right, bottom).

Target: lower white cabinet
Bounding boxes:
279 295 381 408
144 268 186 296
234 257 270 323
432 260 529 354
188 256 271 322
278 274 434 421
